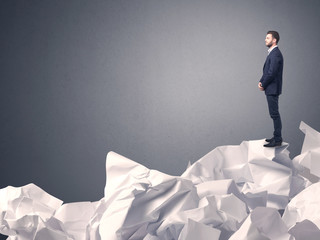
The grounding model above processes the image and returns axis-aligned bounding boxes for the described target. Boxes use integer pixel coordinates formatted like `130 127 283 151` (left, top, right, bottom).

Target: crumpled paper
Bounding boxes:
99 151 199 240
288 219 320 240
0 184 65 239
282 182 320 229
182 139 308 209
293 121 320 179
229 207 291 240
178 218 221 240
0 121 319 239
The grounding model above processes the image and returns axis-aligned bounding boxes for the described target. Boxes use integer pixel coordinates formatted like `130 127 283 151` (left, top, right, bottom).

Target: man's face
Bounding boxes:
265 34 276 48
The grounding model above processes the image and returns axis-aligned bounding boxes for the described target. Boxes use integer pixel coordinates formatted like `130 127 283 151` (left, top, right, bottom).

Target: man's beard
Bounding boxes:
266 42 273 48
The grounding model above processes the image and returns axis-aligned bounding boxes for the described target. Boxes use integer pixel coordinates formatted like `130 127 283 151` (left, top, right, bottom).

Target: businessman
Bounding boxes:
258 31 283 147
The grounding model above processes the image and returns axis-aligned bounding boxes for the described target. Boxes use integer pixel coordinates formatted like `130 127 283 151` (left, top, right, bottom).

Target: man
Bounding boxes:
258 31 283 147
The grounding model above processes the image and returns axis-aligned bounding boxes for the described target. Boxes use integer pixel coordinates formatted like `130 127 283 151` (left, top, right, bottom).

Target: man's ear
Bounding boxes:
273 38 277 44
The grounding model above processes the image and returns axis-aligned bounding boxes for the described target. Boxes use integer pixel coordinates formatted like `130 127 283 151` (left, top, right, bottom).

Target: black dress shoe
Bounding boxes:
265 137 274 142
264 140 282 148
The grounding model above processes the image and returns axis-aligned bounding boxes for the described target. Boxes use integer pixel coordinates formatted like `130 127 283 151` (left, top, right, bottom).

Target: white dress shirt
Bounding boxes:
268 45 278 55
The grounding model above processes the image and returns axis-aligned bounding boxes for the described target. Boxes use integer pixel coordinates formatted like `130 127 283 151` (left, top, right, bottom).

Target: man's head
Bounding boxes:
265 30 280 48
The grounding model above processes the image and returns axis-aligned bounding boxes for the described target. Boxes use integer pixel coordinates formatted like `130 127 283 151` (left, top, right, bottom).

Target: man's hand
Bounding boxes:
258 82 264 91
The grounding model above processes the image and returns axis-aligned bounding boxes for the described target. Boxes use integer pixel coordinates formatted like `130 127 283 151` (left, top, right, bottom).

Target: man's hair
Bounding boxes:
267 31 280 44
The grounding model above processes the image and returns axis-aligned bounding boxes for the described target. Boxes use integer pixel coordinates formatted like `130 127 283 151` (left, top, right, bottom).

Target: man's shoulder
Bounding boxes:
270 47 279 53
270 47 283 58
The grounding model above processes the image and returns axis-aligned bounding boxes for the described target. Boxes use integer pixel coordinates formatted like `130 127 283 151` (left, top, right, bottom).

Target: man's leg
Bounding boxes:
266 95 282 142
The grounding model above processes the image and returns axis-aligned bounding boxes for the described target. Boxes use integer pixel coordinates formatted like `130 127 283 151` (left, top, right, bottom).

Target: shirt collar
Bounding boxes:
268 45 278 54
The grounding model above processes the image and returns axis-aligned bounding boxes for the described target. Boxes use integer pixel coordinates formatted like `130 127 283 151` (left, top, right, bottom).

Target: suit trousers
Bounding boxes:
266 95 282 142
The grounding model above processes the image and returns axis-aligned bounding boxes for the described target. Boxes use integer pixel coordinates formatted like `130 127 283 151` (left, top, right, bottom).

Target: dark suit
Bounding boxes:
260 47 284 142
260 47 283 95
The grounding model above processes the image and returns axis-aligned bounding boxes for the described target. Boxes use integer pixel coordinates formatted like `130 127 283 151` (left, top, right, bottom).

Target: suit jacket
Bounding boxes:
260 47 283 95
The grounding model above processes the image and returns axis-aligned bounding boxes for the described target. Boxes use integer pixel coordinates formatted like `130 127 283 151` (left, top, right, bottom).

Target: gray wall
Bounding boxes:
1 0 320 203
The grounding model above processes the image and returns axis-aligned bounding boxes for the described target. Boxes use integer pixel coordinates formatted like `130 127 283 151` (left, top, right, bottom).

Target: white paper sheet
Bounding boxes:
293 121 320 179
288 219 320 240
229 207 291 240
0 184 65 239
99 152 199 240
178 218 221 240
282 182 320 229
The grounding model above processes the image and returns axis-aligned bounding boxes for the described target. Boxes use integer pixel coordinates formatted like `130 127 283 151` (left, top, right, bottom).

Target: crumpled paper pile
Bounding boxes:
1 121 320 239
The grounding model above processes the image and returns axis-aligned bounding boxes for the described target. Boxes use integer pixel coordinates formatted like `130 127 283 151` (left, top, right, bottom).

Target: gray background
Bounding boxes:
1 0 320 203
